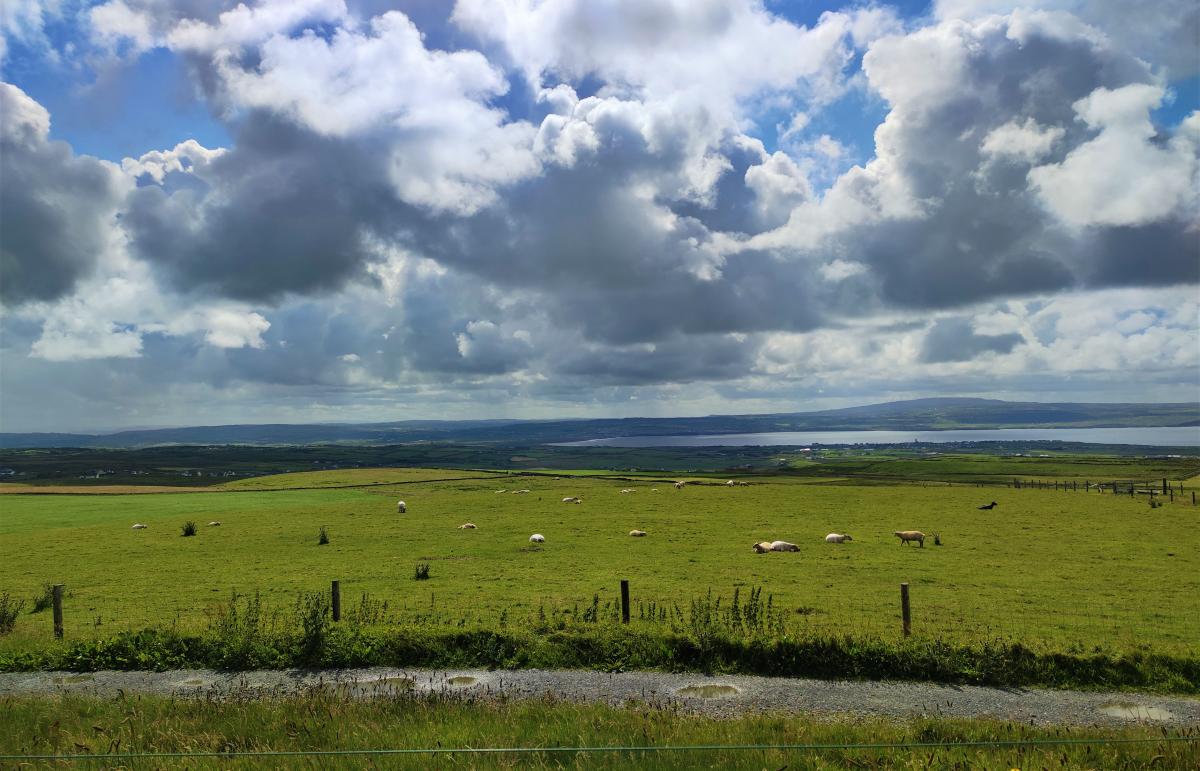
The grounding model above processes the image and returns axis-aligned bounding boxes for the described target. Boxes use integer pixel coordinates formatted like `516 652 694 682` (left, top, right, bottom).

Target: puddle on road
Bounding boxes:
1099 703 1174 721
447 676 478 687
52 674 94 685
676 684 740 698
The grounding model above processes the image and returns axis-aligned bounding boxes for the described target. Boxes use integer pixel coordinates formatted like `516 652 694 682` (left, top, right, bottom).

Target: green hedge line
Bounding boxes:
3 624 1196 693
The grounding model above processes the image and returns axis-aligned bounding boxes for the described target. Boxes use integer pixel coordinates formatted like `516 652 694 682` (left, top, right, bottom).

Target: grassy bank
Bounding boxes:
2 592 1197 693
2 691 1196 770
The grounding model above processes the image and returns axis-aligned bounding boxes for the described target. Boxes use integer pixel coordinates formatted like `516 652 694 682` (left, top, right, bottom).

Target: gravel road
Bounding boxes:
2 668 1197 727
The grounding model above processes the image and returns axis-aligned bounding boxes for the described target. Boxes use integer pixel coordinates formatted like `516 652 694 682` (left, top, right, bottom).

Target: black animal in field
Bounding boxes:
977 501 998 510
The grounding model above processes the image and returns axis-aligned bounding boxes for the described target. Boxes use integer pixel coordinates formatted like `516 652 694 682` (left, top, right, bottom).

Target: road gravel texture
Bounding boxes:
2 668 1198 727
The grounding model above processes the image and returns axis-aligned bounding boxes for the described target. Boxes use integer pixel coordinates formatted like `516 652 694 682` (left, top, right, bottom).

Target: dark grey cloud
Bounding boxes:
920 317 1024 363
123 112 417 301
0 84 124 305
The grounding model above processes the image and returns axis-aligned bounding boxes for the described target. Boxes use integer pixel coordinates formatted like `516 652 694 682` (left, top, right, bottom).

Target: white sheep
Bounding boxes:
131 523 147 530
529 533 545 543
459 522 477 529
511 489 531 494
674 481 685 490
753 540 799 553
397 500 407 513
629 529 647 537
495 489 507 494
620 488 635 494
894 530 925 547
561 496 582 504
207 521 221 527
824 533 852 544
726 479 736 486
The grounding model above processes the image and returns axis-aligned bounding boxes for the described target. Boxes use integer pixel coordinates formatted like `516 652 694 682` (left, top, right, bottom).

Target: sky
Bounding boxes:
0 0 1197 433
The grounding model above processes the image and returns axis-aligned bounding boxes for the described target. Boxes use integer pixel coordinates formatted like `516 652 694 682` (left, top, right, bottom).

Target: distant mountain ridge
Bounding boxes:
1 398 1196 449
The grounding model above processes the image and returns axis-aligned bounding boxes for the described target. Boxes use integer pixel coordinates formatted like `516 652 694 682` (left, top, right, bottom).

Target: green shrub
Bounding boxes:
0 592 25 634
181 521 197 537
29 584 54 614
317 526 329 545
413 562 431 581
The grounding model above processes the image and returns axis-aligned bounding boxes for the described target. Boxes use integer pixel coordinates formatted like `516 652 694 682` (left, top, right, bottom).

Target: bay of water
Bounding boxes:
556 426 1200 448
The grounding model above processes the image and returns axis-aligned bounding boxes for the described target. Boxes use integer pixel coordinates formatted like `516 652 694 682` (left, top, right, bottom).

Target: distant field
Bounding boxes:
2 468 1198 662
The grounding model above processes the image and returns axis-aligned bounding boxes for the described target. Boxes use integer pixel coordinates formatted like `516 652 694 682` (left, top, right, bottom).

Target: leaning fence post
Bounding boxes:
620 580 630 624
52 584 64 639
331 580 341 622
900 583 911 637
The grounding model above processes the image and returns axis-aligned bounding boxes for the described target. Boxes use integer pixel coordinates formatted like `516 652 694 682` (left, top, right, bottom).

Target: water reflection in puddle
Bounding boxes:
1099 703 1174 721
676 684 740 698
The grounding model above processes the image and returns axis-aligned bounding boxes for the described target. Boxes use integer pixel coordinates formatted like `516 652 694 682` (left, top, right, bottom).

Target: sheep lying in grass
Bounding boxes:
529 533 545 543
620 488 635 494
207 521 221 527
131 523 147 530
629 529 647 537
753 540 799 553
894 530 925 547
561 496 582 504
458 523 477 529
824 533 852 543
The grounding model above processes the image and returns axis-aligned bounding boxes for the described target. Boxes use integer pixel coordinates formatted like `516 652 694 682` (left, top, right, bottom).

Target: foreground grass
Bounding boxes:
2 692 1196 770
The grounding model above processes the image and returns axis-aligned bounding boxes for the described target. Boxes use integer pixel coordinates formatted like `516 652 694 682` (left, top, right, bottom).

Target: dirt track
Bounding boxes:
2 668 1198 727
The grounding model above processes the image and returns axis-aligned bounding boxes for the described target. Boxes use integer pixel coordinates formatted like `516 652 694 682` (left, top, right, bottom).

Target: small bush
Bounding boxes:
181 521 197 537
0 592 25 634
29 584 54 614
413 562 431 581
318 527 330 545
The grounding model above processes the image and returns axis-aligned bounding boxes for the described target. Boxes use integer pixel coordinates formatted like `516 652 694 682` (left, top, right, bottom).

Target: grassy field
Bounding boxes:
2 692 1196 769
2 467 1197 663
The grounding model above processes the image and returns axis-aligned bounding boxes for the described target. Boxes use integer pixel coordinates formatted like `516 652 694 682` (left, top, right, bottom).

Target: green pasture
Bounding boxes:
2 468 1198 659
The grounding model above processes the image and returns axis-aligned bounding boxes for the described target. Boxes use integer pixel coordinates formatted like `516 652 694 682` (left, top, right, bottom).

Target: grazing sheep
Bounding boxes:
825 533 852 544
726 479 736 486
977 501 998 510
207 521 221 527
561 496 582 504
629 529 647 537
458 523 477 529
396 500 407 513
894 530 925 547
529 533 545 543
674 481 685 490
131 523 147 530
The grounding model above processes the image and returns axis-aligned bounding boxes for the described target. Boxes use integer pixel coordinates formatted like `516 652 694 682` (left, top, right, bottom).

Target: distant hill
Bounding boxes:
2 398 1196 449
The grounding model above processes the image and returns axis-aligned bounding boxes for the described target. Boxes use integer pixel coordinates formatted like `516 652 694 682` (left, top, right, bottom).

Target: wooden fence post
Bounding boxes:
52 584 64 639
900 583 911 637
331 580 341 622
620 580 630 624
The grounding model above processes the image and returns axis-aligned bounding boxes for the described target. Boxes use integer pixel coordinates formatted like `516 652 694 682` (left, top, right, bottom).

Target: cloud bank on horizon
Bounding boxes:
1 0 1197 432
